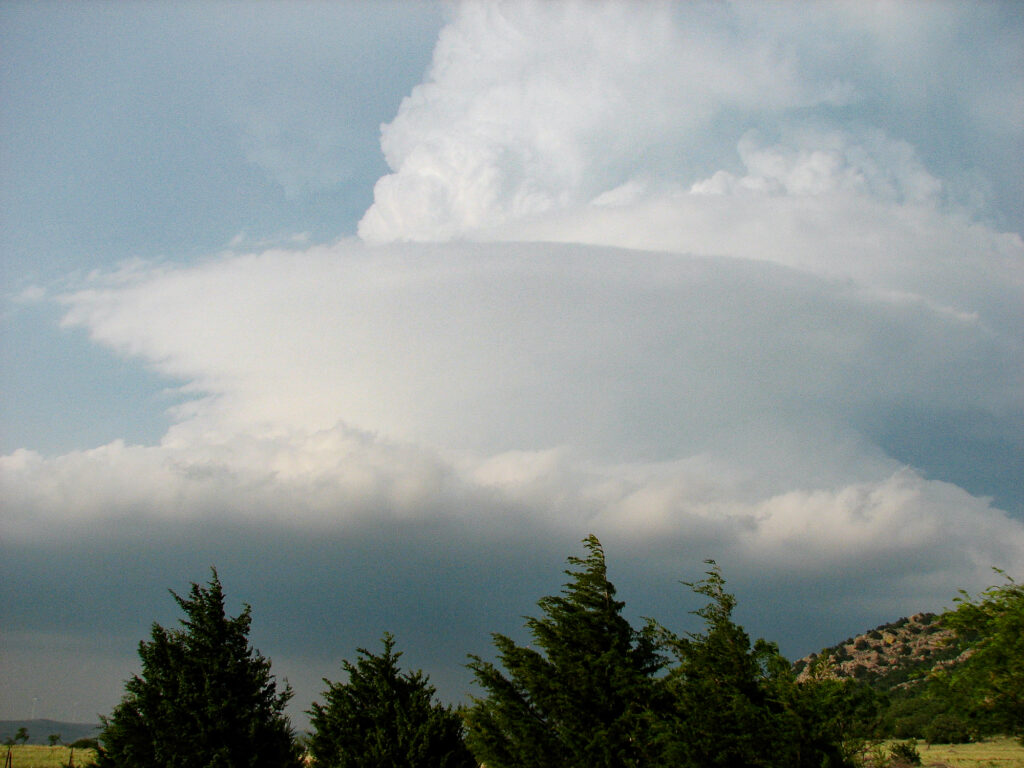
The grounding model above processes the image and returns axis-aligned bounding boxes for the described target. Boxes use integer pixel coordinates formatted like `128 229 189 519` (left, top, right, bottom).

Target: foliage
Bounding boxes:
795 675 882 766
465 535 664 768
465 541 867 768
308 632 475 768
888 739 922 765
654 561 790 766
923 714 973 745
95 568 303 768
654 562 875 768
791 603 1023 743
944 570 1024 742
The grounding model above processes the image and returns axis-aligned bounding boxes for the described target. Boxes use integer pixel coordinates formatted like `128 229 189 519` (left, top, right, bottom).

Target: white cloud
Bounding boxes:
359 1 1023 245
690 130 944 204
359 1 847 243
4 427 1020 605
354 2 1023 343
50 242 1020 455
0 232 1016 596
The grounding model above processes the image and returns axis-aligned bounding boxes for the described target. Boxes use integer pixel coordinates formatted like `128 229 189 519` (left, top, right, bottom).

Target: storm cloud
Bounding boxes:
2 0 1022 727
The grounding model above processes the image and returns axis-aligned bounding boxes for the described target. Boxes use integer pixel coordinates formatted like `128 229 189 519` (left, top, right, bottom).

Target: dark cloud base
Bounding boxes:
0 514 959 726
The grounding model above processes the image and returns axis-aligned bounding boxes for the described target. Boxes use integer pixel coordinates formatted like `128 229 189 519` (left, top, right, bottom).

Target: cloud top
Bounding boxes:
359 1 1022 245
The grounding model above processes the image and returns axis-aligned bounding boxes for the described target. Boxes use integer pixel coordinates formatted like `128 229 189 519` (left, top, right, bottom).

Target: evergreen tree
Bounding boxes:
654 561 866 768
308 632 475 768
465 535 664 768
96 569 302 768
654 560 786 767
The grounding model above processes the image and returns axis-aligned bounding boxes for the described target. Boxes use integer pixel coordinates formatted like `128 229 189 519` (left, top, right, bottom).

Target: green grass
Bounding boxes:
867 737 1024 768
915 737 1024 768
3 745 96 768
6 737 1022 768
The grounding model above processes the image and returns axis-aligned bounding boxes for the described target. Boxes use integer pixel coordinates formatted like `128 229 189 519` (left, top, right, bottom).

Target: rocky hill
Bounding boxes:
793 612 971 691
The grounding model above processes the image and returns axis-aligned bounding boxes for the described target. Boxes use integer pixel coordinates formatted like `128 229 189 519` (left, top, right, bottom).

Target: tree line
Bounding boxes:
94 535 1022 768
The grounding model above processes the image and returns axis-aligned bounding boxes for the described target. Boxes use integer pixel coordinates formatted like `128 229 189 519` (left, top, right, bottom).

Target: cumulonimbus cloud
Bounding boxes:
0 234 1016 599
3 0 1022 610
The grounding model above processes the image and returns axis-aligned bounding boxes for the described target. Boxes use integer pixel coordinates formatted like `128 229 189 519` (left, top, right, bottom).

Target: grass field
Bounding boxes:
4 738 1023 767
2 745 96 768
914 737 1024 768
862 738 1024 768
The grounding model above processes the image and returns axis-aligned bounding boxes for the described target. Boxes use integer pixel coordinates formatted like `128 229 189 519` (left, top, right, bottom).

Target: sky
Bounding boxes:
1 0 1022 730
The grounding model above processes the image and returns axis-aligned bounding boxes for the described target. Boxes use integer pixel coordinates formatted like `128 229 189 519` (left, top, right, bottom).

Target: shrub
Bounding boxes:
889 739 922 765
923 714 972 744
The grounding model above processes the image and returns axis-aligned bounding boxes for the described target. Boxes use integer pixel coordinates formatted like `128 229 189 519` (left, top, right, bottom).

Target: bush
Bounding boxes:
923 714 972 744
889 739 921 765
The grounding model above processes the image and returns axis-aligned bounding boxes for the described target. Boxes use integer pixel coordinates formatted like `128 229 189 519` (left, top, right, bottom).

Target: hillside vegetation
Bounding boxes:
795 612 969 694
797 574 1023 745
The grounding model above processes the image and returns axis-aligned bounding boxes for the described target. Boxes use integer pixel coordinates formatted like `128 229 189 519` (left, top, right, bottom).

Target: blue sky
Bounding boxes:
1 2 445 453
2 1 1022 729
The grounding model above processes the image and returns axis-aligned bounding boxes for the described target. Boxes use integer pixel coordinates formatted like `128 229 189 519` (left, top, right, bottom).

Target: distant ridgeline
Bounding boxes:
0 719 101 746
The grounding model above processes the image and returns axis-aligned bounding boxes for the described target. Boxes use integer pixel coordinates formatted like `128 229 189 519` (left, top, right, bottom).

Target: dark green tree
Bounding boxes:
96 569 303 768
654 560 791 767
654 561 871 768
788 664 881 765
944 570 1024 741
308 632 474 768
465 535 664 768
